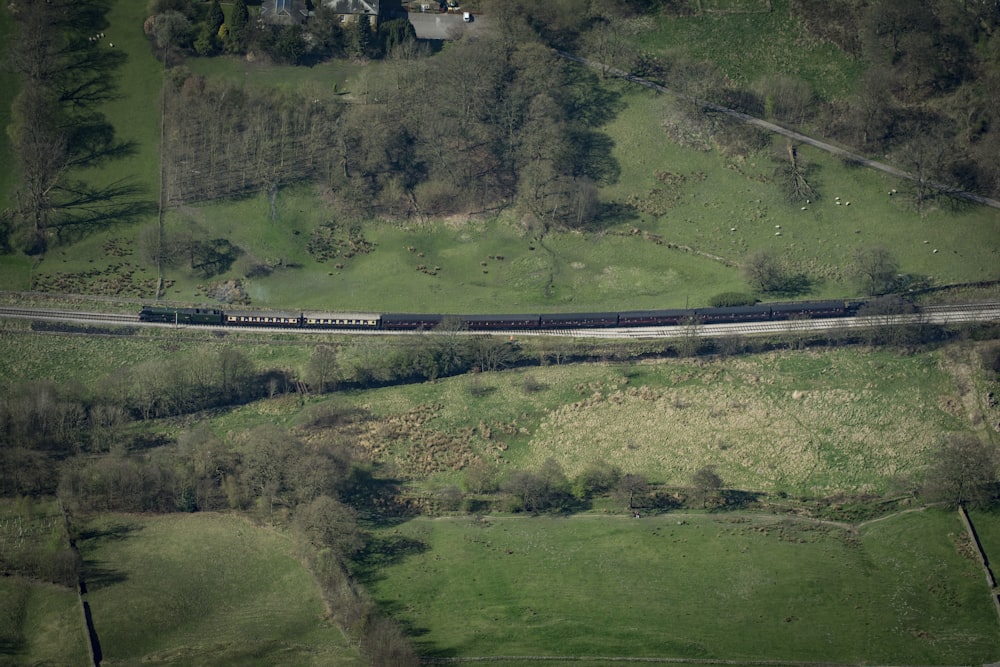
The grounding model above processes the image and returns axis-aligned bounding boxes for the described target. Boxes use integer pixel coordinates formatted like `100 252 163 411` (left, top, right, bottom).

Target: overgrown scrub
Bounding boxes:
0 497 78 586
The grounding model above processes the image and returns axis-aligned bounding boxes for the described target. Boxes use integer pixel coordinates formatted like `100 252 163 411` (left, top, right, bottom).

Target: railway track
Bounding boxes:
2 303 999 339
0 306 139 325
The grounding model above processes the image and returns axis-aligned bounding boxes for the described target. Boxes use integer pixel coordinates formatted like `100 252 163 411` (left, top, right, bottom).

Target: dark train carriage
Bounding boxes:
302 312 381 329
692 305 771 323
225 310 302 327
618 309 693 327
460 313 542 330
768 300 847 320
381 313 445 330
139 306 224 325
540 312 619 328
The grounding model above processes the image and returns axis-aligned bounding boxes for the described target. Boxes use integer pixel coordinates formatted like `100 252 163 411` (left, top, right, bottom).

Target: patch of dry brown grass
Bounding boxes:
525 350 968 494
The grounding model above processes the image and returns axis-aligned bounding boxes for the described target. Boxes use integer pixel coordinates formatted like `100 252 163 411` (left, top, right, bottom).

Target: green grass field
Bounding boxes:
79 512 363 666
601 88 1000 294
0 498 90 667
970 510 1000 574
365 509 999 663
634 0 865 99
185 54 362 96
0 8 18 214
0 576 90 667
0 328 312 389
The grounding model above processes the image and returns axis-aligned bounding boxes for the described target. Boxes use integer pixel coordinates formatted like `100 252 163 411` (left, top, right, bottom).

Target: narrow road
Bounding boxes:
557 52 1000 210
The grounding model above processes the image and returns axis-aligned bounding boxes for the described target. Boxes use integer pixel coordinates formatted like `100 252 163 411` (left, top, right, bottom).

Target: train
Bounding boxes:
138 299 859 331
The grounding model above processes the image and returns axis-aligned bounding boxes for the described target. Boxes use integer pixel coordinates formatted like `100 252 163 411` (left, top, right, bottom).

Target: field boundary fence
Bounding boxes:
59 499 102 666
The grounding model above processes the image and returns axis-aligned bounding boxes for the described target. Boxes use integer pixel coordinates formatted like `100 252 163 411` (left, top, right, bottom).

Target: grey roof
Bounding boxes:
260 0 308 24
323 0 379 15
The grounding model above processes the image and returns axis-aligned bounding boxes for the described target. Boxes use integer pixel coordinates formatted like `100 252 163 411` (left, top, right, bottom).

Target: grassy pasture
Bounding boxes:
0 328 312 389
0 577 90 667
22 79 997 311
523 351 965 495
970 510 1000 574
151 190 747 313
79 512 362 666
0 8 18 213
0 498 89 667
89 0 165 195
634 0 865 99
185 54 362 96
365 510 1000 663
601 88 1000 296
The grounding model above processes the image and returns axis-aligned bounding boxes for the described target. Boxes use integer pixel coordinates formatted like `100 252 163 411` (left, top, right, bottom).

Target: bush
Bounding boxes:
709 292 757 307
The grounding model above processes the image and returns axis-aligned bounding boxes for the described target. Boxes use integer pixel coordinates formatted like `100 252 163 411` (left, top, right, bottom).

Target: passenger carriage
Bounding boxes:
768 300 846 320
460 314 542 330
540 312 619 328
302 312 381 329
224 310 302 327
618 309 692 327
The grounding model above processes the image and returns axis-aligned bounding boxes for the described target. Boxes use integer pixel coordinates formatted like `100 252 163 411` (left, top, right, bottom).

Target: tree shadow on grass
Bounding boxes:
80 561 128 592
350 533 428 585
77 521 139 592
765 273 817 298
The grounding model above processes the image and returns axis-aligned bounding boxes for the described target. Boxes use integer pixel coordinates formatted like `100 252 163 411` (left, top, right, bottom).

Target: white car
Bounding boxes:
463 11 473 22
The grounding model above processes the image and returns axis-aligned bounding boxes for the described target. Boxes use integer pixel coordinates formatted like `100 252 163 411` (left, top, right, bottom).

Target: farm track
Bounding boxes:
558 52 1000 211
1 303 999 338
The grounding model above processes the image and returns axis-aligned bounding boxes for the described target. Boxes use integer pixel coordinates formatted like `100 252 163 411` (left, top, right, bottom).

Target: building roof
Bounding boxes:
260 0 309 24
323 0 380 15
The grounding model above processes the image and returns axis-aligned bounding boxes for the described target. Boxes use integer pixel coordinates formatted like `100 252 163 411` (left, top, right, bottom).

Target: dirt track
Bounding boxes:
559 52 1000 211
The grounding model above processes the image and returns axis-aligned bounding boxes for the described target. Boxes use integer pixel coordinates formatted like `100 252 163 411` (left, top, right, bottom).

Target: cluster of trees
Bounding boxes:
161 73 343 203
741 245 907 297
0 375 421 660
790 0 1000 203
159 15 619 226
525 0 1000 205
0 348 293 497
145 0 417 65
3 0 150 254
455 458 732 514
329 27 619 227
922 434 1000 509
310 328 519 390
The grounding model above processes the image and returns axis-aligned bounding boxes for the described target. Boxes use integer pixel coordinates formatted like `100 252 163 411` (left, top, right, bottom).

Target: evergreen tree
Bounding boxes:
352 15 372 58
207 0 224 35
227 0 250 52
